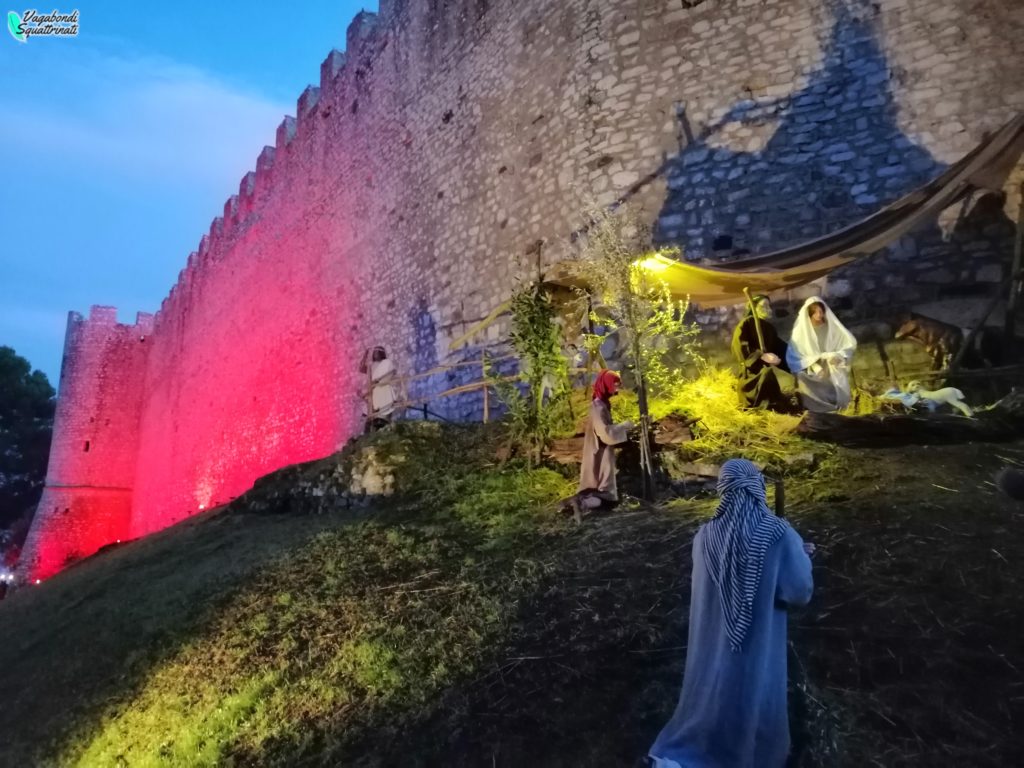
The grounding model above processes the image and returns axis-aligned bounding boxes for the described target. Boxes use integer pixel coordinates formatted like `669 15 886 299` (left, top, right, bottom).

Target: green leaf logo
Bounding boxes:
8 11 26 42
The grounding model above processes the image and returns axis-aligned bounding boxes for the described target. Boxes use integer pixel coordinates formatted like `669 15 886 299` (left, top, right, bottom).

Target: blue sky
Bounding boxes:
0 1 377 385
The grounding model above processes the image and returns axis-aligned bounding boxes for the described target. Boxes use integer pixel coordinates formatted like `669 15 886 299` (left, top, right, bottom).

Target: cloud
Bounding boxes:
0 46 290 188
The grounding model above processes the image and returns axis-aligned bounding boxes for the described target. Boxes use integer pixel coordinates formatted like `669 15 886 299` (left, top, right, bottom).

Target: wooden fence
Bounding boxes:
364 350 597 426
364 351 517 425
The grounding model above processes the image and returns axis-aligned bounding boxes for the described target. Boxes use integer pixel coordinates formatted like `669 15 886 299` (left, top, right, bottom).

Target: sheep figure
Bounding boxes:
904 380 974 417
879 387 919 410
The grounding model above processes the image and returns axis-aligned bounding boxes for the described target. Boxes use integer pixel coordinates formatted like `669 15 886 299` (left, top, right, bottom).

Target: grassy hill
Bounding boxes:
1 421 1022 766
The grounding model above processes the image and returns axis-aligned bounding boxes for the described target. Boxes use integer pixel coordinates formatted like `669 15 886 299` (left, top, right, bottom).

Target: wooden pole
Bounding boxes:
633 349 655 501
774 478 785 517
875 339 897 388
743 287 767 352
364 349 374 432
628 275 654 501
483 383 490 424
951 269 1023 372
1004 181 1024 352
480 350 490 423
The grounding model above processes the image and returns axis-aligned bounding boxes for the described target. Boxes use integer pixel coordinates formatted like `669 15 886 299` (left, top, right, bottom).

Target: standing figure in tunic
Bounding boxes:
649 459 814 768
572 369 633 522
785 297 857 413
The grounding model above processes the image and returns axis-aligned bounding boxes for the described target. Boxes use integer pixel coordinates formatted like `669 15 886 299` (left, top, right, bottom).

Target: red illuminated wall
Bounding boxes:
128 203 358 535
18 308 152 580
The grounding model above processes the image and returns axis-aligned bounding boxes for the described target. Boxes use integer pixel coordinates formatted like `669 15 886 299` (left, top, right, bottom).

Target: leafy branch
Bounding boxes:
488 282 572 465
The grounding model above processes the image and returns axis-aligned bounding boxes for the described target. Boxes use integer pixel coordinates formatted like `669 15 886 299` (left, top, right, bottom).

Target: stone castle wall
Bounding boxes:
20 0 1024 579
19 308 152 579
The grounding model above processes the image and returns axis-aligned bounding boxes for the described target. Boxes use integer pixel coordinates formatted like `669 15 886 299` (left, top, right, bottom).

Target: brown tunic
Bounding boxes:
579 399 630 501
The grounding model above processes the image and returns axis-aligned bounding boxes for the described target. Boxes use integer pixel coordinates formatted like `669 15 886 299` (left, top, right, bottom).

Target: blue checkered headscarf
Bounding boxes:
702 459 789 652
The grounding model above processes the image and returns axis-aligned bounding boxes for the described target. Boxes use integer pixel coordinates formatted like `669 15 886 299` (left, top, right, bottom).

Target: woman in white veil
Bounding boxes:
785 297 857 413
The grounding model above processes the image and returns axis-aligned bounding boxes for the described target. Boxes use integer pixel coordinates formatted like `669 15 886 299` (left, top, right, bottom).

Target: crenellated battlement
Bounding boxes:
150 2 390 328
346 10 378 54
240 170 256 199
256 145 276 176
75 305 154 331
320 49 346 88
276 115 297 148
86 305 116 324
147 0 452 321
149 3 416 328
297 86 321 122
19 301 154 580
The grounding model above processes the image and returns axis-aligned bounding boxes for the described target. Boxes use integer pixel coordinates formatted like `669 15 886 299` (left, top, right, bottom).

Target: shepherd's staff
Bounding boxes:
742 286 766 356
742 287 784 515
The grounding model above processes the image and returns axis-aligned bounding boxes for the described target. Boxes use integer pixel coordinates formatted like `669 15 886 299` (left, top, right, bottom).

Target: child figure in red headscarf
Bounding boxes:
572 369 634 522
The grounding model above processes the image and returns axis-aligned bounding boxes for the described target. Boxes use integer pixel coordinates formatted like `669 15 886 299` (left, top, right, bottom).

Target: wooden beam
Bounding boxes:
950 269 1023 372
1004 180 1024 350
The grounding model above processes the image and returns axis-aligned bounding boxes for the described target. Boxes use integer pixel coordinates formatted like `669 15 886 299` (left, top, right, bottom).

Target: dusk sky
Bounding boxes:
0 1 378 386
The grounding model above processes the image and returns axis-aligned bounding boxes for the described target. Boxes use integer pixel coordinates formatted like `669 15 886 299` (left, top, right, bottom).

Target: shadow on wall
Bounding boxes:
408 297 438 374
648 0 1016 323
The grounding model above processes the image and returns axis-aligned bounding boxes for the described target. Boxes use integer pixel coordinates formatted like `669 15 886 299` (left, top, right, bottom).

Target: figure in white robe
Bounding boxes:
360 347 400 431
785 297 857 413
649 459 814 768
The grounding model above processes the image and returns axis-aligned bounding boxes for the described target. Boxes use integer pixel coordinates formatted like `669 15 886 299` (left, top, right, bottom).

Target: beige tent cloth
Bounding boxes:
547 112 1024 308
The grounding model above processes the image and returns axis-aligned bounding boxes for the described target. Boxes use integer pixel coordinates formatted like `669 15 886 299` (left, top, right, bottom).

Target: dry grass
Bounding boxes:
782 445 1024 767
607 366 812 469
669 367 805 465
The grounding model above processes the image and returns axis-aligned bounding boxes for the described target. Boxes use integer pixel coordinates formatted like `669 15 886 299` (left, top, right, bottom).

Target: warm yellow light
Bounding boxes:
633 251 678 273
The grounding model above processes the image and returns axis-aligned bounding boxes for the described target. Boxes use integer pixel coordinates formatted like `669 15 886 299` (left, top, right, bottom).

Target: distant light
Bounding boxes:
634 252 676 273
34 579 40 585
198 504 205 511
116 539 121 543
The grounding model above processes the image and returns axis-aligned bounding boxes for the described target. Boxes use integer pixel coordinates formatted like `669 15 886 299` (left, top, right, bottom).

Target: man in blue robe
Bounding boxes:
649 459 814 768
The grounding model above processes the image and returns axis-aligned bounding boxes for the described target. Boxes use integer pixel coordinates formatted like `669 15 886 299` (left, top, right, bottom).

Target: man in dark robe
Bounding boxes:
731 295 792 412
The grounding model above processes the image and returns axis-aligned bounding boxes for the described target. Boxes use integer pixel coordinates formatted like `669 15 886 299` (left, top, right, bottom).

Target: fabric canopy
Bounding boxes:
547 112 1024 308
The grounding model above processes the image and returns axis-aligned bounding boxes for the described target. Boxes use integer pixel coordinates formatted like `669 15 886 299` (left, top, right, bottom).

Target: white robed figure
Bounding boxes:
785 297 857 413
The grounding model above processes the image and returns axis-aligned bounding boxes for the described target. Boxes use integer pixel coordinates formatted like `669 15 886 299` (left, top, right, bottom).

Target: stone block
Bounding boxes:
612 170 639 188
920 268 957 284
977 264 1003 282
